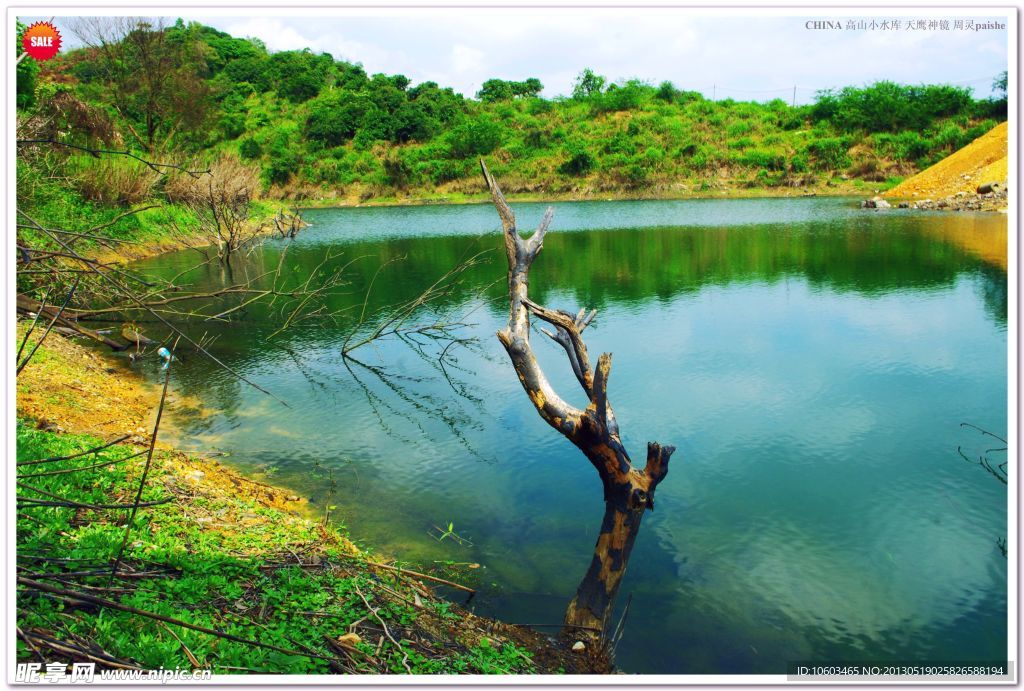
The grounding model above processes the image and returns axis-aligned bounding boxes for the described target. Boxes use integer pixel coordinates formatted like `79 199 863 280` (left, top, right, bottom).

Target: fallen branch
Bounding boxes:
17 434 132 467
17 577 341 664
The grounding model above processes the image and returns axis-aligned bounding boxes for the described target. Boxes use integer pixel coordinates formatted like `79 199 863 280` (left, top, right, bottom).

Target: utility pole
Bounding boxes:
792 85 797 107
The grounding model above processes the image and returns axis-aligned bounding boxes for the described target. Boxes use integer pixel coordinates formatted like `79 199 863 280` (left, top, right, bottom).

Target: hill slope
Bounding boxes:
884 121 1007 200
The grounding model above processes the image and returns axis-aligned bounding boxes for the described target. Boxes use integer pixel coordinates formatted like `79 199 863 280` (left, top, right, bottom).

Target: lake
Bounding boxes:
131 198 1008 675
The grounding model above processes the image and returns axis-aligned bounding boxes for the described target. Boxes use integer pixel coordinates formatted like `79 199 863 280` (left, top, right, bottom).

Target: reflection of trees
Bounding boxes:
149 217 1000 346
343 347 496 464
135 216 1004 446
976 265 1008 326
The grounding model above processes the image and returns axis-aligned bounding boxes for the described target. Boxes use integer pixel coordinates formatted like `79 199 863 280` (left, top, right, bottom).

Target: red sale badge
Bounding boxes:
22 21 62 61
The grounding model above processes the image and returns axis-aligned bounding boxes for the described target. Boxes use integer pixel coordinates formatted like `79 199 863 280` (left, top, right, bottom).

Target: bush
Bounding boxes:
446 118 503 158
382 151 419 189
655 81 679 102
805 137 851 169
812 81 974 132
239 137 262 159
592 80 651 113
736 149 786 171
726 121 753 137
71 157 159 204
558 146 595 176
264 127 301 185
874 131 931 163
847 157 887 182
933 123 968 152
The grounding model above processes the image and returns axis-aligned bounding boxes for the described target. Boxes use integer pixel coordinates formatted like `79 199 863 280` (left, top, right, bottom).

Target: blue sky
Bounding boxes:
26 10 1010 102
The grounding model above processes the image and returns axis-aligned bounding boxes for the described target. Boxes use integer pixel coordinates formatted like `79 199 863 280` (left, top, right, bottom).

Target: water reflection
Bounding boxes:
126 199 1007 674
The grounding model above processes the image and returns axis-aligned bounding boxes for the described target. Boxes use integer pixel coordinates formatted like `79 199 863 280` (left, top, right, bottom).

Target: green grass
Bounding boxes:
16 421 538 674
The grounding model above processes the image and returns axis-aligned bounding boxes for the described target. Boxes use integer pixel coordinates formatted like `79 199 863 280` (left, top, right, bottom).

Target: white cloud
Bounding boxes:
37 10 1004 100
449 44 485 76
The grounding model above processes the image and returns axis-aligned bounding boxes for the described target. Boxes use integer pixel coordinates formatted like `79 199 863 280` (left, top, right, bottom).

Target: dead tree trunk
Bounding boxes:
480 161 675 639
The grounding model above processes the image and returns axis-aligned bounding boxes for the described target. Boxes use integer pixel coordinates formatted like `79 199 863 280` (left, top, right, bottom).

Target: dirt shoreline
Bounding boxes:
289 180 868 210
15 323 591 673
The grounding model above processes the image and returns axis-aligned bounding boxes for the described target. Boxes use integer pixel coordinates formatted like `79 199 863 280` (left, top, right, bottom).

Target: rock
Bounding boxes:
898 201 909 209
187 470 205 482
862 196 891 209
286 495 301 502
572 641 586 652
977 181 1002 194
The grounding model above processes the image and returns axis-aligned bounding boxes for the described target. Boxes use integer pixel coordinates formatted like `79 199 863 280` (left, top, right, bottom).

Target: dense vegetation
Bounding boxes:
17 18 1007 225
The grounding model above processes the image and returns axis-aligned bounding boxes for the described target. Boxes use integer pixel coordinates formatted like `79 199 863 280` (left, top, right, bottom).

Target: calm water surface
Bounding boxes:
133 198 1008 674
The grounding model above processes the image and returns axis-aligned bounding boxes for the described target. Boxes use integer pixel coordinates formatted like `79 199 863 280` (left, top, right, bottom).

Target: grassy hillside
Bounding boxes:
17 18 1008 225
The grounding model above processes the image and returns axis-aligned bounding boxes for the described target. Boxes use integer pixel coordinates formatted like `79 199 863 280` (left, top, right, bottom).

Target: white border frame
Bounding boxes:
6 3 1018 686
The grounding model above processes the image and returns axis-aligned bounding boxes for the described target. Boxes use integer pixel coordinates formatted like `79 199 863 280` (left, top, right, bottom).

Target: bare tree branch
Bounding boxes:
481 159 676 638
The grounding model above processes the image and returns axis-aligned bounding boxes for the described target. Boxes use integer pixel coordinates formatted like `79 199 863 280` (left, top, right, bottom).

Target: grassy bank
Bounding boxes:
289 174 886 209
15 326 580 675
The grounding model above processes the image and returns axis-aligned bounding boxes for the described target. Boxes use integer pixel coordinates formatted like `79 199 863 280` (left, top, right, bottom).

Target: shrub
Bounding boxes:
446 118 503 158
239 137 262 159
875 131 931 163
264 128 301 185
655 81 679 102
71 157 159 204
933 123 968 152
805 137 851 169
558 147 596 176
592 80 651 113
382 151 419 189
812 81 974 132
164 154 260 205
847 157 887 181
737 149 786 171
727 120 753 137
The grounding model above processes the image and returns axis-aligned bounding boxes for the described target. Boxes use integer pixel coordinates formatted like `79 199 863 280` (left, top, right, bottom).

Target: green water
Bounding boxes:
132 198 1008 674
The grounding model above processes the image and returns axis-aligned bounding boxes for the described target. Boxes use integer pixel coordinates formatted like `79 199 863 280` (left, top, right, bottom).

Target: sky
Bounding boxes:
25 9 1010 103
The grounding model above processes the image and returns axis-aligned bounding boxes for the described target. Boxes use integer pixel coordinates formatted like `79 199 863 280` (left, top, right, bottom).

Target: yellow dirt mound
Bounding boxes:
884 121 1007 200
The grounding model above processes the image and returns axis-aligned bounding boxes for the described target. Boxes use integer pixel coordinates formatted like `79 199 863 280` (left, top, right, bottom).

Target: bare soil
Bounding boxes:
884 122 1008 208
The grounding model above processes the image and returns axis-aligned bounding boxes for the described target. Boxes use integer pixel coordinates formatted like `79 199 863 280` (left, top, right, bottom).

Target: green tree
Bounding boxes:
993 70 1008 96
71 17 214 151
515 78 543 98
477 78 515 102
572 69 606 99
305 91 365 146
655 80 679 102
446 117 502 158
267 49 333 103
15 21 39 109
393 102 439 142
